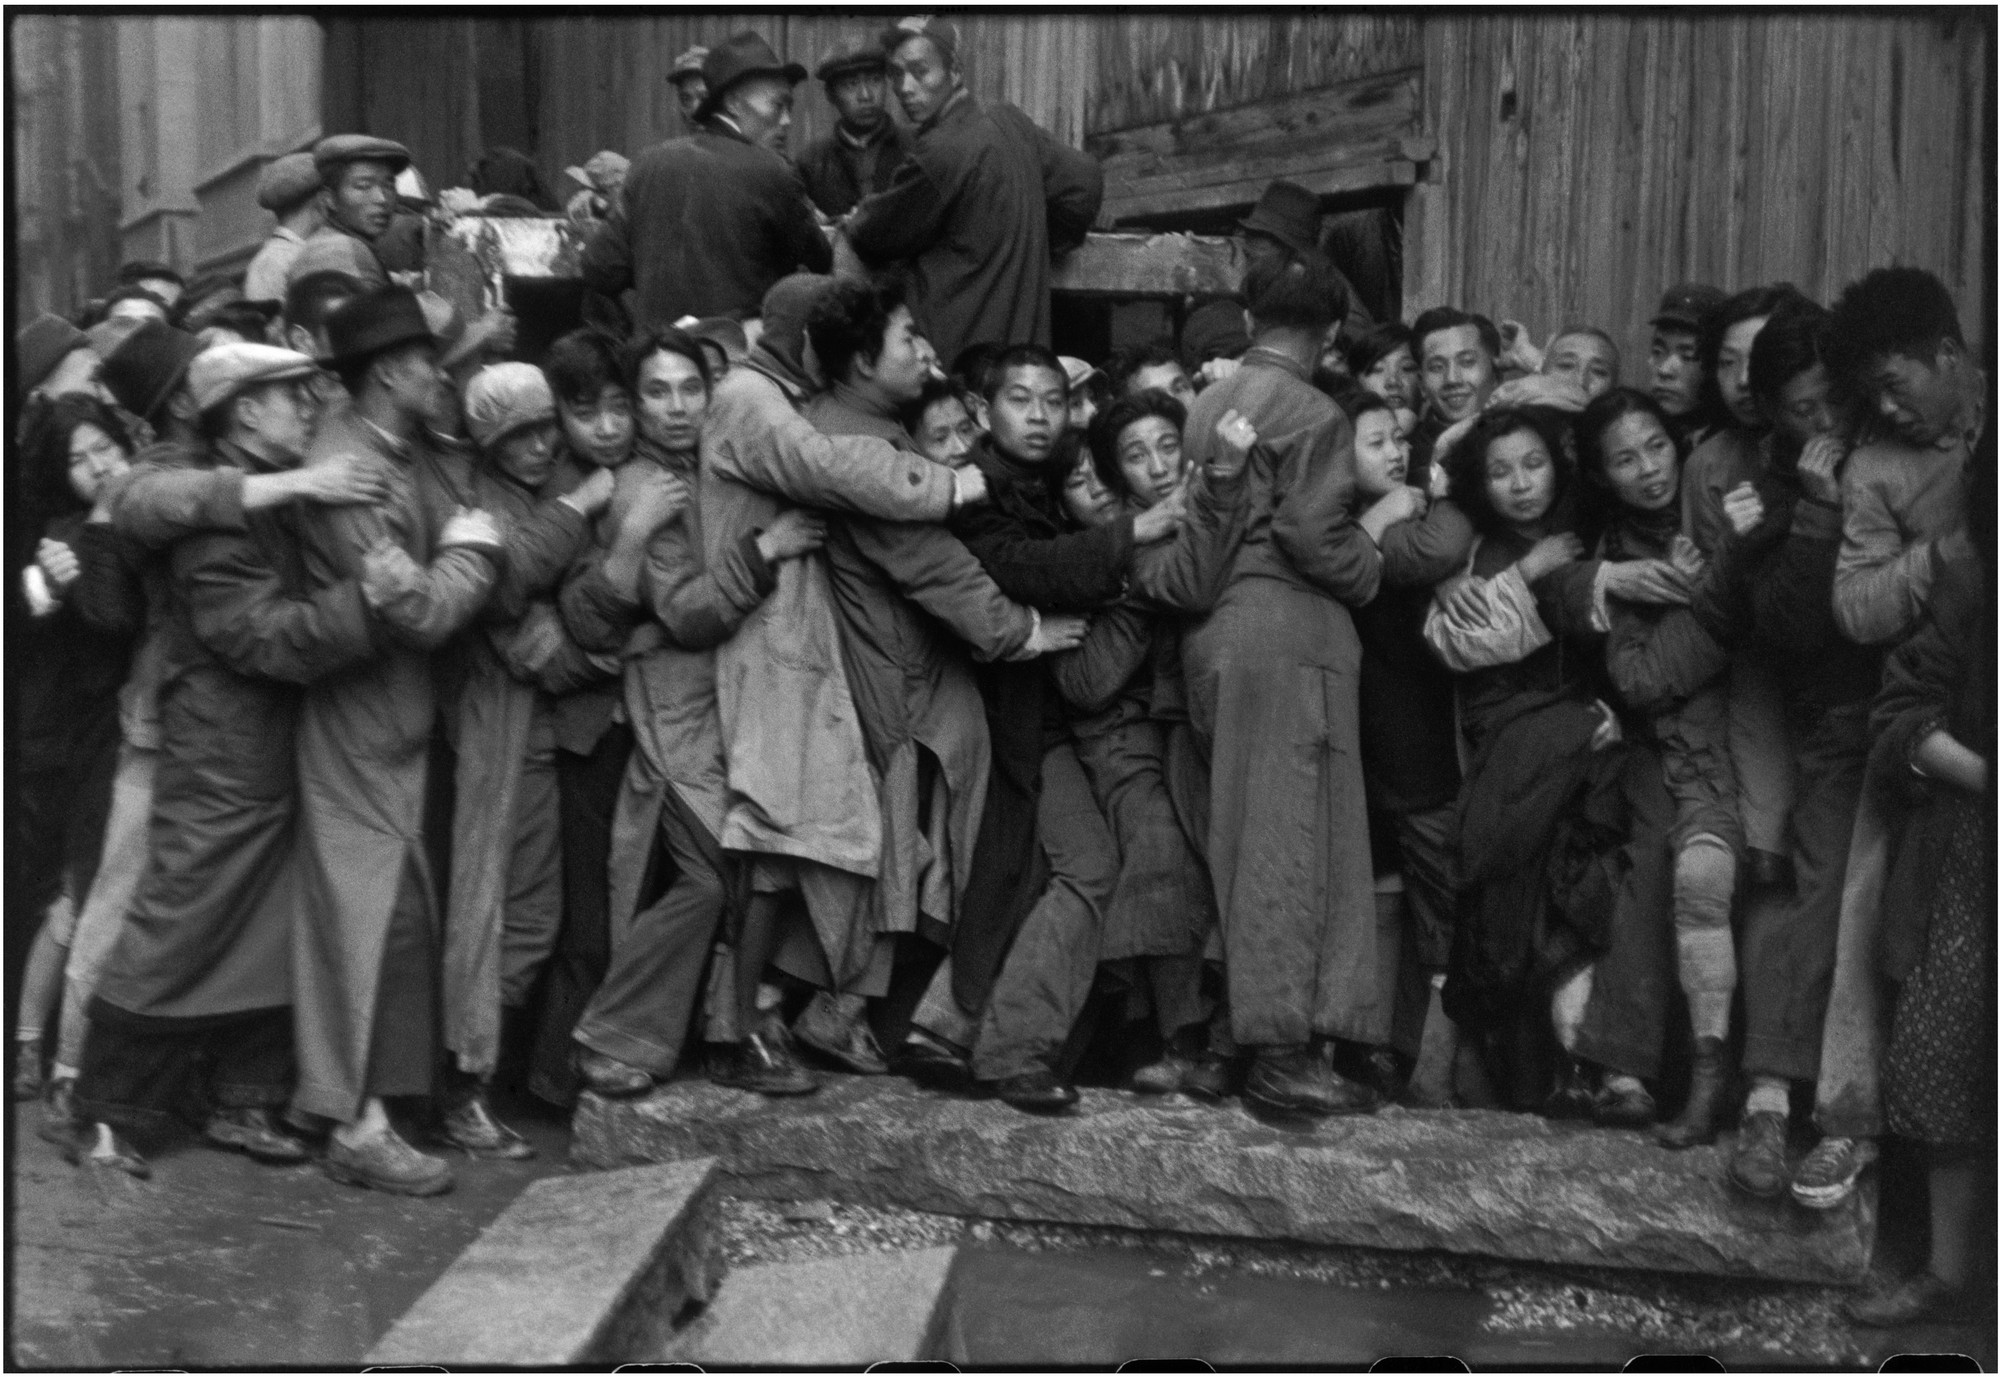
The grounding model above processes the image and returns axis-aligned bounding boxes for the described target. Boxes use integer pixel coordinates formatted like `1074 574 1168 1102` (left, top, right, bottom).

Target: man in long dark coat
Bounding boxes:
582 32 832 330
845 18 1103 366
60 344 382 1177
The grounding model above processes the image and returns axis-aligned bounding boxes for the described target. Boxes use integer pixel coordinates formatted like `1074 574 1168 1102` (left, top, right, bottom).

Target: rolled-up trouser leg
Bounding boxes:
1742 702 1866 1083
971 743 1117 1081
1673 835 1738 1041
574 786 727 1076
1812 755 1897 1138
58 742 159 1069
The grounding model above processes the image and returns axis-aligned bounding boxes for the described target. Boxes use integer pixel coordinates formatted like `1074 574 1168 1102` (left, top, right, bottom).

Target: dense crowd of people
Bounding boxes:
9 18 1991 1328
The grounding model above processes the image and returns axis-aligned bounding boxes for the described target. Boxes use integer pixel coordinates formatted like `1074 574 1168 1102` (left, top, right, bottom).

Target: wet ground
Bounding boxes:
10 1094 1994 1370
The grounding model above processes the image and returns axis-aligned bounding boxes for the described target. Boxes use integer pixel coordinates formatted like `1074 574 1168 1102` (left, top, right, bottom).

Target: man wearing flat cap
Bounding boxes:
285 286 509 1197
793 37 911 219
845 16 1103 365
244 153 324 306
669 45 709 131
301 134 415 291
58 342 388 1180
582 31 832 332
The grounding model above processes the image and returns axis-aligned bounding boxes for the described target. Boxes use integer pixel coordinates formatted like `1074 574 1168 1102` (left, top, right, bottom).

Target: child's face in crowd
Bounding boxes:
913 394 978 467
560 383 636 468
1716 315 1771 427
1359 343 1420 411
1543 332 1618 400
1351 407 1410 500
987 363 1067 465
1483 427 1558 530
636 348 709 452
1420 325 1496 423
1113 414 1184 509
1648 326 1704 417
1770 363 1840 449
1061 451 1117 528
1597 409 1679 513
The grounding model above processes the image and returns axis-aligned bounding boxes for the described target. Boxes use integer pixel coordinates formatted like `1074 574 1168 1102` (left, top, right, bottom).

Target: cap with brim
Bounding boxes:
312 133 414 178
16 314 88 394
101 321 205 422
670 46 709 82
286 231 385 291
256 152 321 212
695 31 808 123
815 37 888 83
187 342 319 414
1059 356 1105 393
323 286 435 368
1650 282 1726 332
878 16 959 64
463 362 557 449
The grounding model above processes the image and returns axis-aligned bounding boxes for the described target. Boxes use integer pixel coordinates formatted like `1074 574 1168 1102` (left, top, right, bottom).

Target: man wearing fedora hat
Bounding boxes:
286 286 509 1196
793 37 911 219
1237 180 1372 345
244 153 325 307
846 16 1103 367
582 32 831 333
301 135 415 292
58 343 391 1179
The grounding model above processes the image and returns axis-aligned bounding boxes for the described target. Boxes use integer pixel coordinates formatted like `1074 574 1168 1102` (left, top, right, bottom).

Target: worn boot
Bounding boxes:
1727 1110 1791 1198
1655 1037 1729 1149
324 1124 453 1197
1542 1055 1597 1121
1245 1045 1377 1117
204 1105 313 1164
710 1017 819 1097
576 1048 654 1098
791 992 889 1075
1592 1073 1657 1128
440 1082 536 1160
991 1067 1079 1114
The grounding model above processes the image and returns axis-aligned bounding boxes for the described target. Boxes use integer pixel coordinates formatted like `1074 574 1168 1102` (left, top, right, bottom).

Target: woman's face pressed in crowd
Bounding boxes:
1113 415 1184 509
1716 315 1771 428
1597 409 1680 513
987 363 1067 465
636 348 709 453
1359 343 1420 411
1062 451 1118 528
1543 332 1618 400
1771 363 1839 449
1482 427 1558 531
913 393 978 467
495 420 561 490
66 421 130 503
1351 408 1409 500
560 383 636 468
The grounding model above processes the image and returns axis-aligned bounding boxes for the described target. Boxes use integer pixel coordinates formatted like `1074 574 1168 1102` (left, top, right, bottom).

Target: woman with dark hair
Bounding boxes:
1573 386 1745 1145
1344 322 1420 436
1050 389 1251 1095
1423 406 1677 1123
11 396 144 1102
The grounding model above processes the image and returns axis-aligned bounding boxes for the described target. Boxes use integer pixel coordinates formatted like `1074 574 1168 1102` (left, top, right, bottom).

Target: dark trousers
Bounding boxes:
1389 803 1457 1059
573 784 727 1076
530 724 632 1105
76 999 292 1144
1742 700 1869 1082
365 856 438 1101
1573 742 1679 1081
9 716 120 1022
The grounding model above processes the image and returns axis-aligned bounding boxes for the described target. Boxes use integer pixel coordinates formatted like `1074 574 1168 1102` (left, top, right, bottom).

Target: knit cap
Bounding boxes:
463 362 555 449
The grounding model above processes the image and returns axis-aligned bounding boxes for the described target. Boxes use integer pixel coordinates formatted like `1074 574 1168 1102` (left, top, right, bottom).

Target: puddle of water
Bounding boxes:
935 1241 1643 1369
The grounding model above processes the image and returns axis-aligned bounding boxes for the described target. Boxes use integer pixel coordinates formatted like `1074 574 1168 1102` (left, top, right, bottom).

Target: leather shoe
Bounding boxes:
1592 1077 1657 1129
888 1030 973 1090
710 1030 820 1097
577 1048 654 1098
1130 1053 1188 1095
1727 1110 1791 1198
792 993 890 1075
1542 1056 1598 1121
1179 1051 1232 1103
204 1106 312 1164
991 1068 1079 1114
440 1088 536 1160
324 1125 453 1196
1843 1270 1969 1327
1245 1046 1378 1117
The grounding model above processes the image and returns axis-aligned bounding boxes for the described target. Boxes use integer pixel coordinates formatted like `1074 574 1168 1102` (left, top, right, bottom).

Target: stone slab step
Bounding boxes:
365 1157 721 1367
655 1246 959 1367
572 1077 1873 1285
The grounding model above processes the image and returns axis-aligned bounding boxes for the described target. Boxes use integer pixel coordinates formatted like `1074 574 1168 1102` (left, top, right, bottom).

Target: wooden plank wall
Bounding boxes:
1416 11 1994 370
9 15 123 327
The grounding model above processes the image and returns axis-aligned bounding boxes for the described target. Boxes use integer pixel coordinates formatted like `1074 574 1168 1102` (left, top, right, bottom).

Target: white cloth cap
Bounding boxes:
186 342 318 414
463 362 555 449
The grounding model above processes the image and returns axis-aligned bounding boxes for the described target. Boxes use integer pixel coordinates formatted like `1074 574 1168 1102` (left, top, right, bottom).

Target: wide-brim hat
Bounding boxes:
1650 282 1727 332
187 342 320 414
323 286 434 367
312 133 414 179
100 320 205 422
815 36 888 84
16 313 88 394
695 31 807 122
1237 180 1321 259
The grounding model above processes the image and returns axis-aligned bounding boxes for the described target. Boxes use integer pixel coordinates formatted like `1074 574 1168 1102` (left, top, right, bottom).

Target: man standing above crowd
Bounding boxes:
794 38 910 219
669 46 709 130
845 16 1103 365
582 32 832 331
243 154 323 307
301 135 413 291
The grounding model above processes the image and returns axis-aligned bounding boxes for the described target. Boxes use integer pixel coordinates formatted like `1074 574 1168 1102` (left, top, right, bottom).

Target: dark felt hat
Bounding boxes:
1650 282 1727 332
312 133 414 178
1181 300 1252 368
696 32 807 122
815 35 888 84
15 314 88 394
322 286 434 367
100 320 204 422
1237 180 1321 258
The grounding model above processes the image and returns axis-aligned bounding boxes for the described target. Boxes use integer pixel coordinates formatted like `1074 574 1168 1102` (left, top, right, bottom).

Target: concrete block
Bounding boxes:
657 1246 959 1367
365 1157 720 1367
573 1077 1874 1286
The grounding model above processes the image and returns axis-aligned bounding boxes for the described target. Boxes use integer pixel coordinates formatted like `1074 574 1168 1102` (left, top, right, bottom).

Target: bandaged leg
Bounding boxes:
1674 836 1738 1042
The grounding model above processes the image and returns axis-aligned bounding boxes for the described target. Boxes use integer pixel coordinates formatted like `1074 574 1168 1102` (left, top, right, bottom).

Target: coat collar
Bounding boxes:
703 116 755 149
1240 344 1310 382
920 87 976 136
